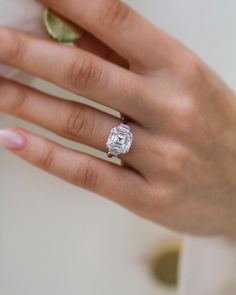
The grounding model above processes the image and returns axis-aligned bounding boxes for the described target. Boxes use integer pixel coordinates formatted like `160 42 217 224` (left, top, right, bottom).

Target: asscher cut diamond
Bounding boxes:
106 123 133 157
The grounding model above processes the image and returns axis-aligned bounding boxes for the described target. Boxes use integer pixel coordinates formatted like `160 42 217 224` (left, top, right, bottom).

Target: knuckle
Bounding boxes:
75 157 99 189
177 101 196 125
168 99 197 133
167 147 190 174
188 55 204 75
8 88 28 115
139 186 176 218
9 33 28 62
67 57 103 89
99 0 131 28
155 186 181 211
38 146 55 171
0 28 15 60
181 54 207 85
0 79 27 114
65 105 92 139
173 151 189 172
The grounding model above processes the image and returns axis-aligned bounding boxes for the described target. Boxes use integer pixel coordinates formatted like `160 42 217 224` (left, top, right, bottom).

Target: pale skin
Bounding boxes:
0 0 236 236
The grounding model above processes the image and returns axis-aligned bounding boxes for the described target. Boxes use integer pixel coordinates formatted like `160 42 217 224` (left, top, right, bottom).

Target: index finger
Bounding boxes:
39 0 178 70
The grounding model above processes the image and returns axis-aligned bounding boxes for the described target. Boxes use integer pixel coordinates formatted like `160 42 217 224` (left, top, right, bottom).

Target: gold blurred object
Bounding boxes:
149 241 181 287
43 8 84 43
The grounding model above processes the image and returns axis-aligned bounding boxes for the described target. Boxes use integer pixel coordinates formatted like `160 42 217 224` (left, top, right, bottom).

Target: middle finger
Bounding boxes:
0 28 143 122
75 32 129 68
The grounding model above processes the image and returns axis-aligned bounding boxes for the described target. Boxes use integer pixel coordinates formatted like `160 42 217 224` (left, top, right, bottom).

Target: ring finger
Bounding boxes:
0 78 146 165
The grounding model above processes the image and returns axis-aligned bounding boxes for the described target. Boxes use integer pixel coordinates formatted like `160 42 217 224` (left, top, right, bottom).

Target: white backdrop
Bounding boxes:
0 1 236 295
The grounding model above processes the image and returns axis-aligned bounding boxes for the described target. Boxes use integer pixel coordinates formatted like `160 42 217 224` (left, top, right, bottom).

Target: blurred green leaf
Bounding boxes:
44 8 83 43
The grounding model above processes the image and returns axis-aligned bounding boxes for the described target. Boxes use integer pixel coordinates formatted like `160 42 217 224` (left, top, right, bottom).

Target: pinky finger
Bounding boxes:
0 128 144 208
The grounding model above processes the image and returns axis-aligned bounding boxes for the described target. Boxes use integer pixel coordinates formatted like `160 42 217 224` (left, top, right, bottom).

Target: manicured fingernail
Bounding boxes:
0 130 26 150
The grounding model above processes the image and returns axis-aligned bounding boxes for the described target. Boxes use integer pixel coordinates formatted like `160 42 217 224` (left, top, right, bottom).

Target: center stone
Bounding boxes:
106 123 133 157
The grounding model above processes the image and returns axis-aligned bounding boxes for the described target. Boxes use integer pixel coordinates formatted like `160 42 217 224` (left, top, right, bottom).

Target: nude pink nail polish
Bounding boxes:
0 130 26 150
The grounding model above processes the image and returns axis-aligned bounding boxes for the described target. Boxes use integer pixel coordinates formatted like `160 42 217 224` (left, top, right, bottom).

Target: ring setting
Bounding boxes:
106 123 134 158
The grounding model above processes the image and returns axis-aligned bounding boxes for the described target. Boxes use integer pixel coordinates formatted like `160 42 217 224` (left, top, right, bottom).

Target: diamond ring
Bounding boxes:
106 122 134 158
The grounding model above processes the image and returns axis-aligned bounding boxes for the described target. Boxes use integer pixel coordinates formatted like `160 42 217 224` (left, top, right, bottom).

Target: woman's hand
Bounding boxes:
0 0 236 236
